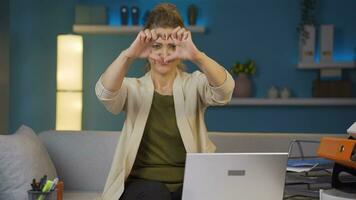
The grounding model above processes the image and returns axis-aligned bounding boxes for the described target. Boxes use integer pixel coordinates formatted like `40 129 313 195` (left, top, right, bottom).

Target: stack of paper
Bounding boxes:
287 158 332 172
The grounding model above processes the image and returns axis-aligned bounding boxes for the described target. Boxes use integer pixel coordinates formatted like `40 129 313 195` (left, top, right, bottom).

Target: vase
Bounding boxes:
280 87 291 99
234 73 252 97
267 86 279 99
120 6 129 25
299 25 315 64
188 4 198 26
131 6 140 26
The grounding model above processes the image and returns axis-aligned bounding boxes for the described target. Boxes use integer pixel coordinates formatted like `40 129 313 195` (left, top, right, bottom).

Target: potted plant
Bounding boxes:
297 0 317 44
230 59 256 97
297 0 317 63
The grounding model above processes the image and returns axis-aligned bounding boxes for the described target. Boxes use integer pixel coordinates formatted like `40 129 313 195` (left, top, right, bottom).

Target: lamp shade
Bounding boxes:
57 35 83 91
56 34 83 130
56 92 82 130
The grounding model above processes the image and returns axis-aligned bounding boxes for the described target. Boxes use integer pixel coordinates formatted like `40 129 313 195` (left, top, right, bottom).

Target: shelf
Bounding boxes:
297 62 355 69
227 98 356 106
73 25 206 34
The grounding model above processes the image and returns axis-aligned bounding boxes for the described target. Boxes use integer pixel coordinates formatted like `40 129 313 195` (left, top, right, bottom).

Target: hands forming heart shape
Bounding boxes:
125 26 201 65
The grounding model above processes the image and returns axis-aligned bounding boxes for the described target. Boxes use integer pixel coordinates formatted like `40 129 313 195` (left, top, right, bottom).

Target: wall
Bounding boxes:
0 0 10 134
10 0 356 134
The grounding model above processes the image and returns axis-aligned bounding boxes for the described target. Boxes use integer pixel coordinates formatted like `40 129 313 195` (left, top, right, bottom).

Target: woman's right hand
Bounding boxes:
124 29 158 59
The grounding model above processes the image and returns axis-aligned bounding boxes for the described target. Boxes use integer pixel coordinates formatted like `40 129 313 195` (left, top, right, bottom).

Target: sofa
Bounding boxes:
37 130 345 200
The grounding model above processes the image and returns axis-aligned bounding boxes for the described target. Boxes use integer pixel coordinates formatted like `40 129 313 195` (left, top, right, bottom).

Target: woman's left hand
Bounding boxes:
163 26 201 64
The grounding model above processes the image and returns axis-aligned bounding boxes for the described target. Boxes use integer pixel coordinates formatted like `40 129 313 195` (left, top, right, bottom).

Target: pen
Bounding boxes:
37 180 53 200
31 179 41 191
38 175 47 191
31 179 36 191
50 178 59 191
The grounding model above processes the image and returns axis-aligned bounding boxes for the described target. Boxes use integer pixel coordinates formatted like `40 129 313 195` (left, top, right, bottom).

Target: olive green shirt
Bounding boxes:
128 91 187 192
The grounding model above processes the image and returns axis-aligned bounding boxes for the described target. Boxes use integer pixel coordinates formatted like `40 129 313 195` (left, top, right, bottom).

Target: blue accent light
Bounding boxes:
333 53 355 62
195 17 206 27
108 8 120 26
314 47 355 63
314 48 320 63
107 3 207 27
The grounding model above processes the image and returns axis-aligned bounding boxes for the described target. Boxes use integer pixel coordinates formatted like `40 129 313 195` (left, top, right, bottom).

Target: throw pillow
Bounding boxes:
0 125 57 200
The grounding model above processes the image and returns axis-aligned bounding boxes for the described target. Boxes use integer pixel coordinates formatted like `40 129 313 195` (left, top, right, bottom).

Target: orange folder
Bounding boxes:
317 137 356 169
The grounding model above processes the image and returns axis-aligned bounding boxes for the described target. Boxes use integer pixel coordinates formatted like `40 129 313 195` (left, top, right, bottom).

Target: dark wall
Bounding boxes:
0 0 10 134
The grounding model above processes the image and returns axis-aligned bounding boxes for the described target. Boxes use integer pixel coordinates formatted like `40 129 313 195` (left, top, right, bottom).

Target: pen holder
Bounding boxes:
28 189 57 200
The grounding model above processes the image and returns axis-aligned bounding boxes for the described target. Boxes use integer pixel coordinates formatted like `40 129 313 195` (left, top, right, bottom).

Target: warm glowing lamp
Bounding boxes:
56 35 83 130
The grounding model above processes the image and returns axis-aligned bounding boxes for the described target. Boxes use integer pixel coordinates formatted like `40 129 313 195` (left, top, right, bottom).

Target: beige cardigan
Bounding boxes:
95 69 234 200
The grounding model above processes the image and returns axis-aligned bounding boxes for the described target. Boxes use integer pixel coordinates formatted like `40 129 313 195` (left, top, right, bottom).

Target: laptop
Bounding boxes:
182 153 289 200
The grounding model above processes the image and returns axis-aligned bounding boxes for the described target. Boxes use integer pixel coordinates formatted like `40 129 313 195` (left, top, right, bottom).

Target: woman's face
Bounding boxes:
148 27 180 75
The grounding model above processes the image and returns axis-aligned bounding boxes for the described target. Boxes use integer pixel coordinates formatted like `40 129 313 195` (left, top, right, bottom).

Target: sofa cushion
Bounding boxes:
0 125 57 200
63 191 101 200
38 130 119 191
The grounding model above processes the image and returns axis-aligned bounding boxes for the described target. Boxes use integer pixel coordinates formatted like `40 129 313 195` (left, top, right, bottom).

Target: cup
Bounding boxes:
280 87 291 99
267 86 279 99
28 190 57 200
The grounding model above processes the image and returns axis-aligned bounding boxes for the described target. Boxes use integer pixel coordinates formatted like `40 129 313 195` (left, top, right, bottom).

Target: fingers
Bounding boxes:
139 29 159 42
171 26 181 40
140 27 191 42
151 29 158 41
149 53 162 63
183 31 190 40
138 30 146 42
163 52 178 64
157 32 168 40
144 29 152 42
171 27 190 41
177 28 185 40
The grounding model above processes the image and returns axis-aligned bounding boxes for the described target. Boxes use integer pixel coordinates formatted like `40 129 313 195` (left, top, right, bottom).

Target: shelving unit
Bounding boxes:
227 98 356 106
297 62 356 69
73 25 206 34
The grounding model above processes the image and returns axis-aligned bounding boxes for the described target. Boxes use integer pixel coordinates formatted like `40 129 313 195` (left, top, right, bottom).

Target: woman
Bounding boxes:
95 3 234 200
